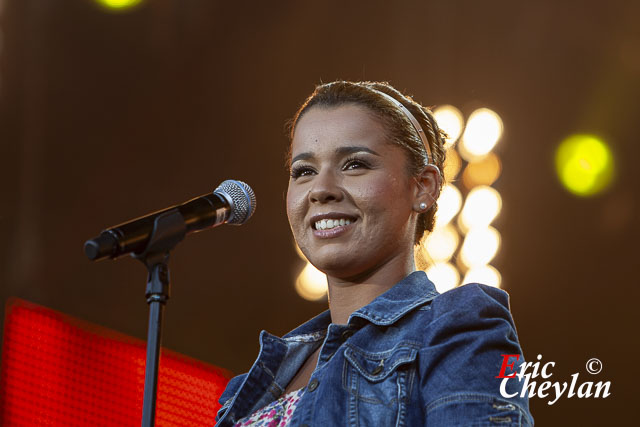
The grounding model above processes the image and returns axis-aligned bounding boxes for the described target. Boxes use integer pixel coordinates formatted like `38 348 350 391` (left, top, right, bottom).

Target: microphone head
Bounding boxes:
215 180 256 225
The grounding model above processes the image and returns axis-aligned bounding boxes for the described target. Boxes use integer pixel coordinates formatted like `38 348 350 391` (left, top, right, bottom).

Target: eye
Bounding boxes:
343 158 369 171
290 165 316 179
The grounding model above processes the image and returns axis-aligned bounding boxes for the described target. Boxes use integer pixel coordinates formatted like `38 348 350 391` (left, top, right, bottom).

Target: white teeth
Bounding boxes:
315 218 353 230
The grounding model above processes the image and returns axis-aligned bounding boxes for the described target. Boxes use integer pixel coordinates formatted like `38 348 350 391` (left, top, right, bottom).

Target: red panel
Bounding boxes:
0 298 232 426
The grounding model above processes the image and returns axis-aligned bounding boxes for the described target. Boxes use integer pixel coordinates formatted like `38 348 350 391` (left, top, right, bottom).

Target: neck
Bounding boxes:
326 251 416 325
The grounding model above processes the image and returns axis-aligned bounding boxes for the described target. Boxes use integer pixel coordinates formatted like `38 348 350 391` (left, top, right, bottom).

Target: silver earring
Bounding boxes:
419 202 427 211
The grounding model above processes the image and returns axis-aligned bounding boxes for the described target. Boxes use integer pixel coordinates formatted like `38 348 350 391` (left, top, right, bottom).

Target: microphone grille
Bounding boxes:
215 180 256 225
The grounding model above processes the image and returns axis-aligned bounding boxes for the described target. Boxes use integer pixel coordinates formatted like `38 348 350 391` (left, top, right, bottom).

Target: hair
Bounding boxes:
286 80 447 244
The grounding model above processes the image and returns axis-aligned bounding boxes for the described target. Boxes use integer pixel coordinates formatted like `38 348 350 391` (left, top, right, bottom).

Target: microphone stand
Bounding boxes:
132 209 186 427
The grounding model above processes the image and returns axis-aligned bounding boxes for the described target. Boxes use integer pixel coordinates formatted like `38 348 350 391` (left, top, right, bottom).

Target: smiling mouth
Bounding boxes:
310 216 358 239
313 218 354 230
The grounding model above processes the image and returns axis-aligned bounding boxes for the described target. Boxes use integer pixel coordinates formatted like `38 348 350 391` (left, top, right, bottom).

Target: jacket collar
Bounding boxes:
283 271 439 339
349 270 439 325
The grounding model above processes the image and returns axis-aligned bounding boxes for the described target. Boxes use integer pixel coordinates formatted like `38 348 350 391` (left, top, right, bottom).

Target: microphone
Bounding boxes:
84 180 256 261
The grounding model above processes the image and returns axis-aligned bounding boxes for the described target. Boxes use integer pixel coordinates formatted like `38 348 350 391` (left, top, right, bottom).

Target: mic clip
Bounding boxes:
131 208 186 302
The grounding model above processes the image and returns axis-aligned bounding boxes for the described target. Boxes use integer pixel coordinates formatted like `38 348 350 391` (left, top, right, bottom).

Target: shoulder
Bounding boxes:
418 282 520 351
433 282 510 313
361 282 517 349
425 283 516 333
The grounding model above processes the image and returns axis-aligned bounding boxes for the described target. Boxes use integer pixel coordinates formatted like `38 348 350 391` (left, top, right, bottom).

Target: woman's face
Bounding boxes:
287 104 420 280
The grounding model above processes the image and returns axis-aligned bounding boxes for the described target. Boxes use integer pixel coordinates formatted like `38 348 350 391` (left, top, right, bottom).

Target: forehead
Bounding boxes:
291 105 390 155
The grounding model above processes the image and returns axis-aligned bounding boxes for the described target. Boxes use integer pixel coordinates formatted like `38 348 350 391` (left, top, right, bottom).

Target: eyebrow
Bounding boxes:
291 146 380 164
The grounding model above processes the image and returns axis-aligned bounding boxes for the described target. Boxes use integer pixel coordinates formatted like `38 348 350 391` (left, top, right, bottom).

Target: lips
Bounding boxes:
309 212 358 239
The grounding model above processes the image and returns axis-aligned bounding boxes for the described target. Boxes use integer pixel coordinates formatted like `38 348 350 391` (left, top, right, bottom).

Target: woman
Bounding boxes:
215 81 533 426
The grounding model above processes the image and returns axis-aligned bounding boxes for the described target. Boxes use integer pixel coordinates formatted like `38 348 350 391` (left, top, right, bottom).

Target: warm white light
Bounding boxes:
295 262 327 301
426 262 460 293
434 184 462 228
463 265 502 288
461 152 502 188
443 148 462 182
433 105 464 148
459 186 502 230
459 108 503 161
424 225 459 262
460 226 501 268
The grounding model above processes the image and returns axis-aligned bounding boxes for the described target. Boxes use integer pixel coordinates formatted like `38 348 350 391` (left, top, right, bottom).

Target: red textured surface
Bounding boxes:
0 298 232 426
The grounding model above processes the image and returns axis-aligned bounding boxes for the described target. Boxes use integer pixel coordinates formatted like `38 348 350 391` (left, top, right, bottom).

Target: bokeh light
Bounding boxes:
461 152 502 188
434 184 463 228
426 262 460 293
555 134 615 197
94 0 144 12
455 253 469 275
459 186 502 231
463 264 502 288
423 105 505 290
295 262 327 301
433 105 464 148
459 226 501 268
422 225 459 263
459 108 503 161
443 147 462 182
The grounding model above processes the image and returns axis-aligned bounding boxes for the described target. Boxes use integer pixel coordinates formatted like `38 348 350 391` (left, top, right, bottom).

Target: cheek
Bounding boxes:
286 184 305 230
357 174 409 213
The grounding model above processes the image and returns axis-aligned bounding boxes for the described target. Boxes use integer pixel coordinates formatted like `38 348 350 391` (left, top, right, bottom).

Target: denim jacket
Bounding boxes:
215 271 534 426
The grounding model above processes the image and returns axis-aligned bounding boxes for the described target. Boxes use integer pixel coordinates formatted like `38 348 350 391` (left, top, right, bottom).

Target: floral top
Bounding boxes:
233 387 305 426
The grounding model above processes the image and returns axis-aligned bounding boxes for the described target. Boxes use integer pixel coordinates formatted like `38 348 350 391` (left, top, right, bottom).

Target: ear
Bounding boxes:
413 165 442 212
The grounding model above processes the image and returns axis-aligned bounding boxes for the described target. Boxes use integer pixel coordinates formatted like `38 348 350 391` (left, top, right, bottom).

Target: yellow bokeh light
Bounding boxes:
434 184 462 228
295 262 327 301
459 186 502 231
555 134 615 197
459 108 503 161
94 0 143 11
422 225 460 263
463 265 502 288
433 105 464 148
426 262 460 293
461 152 502 188
443 147 462 182
460 226 501 268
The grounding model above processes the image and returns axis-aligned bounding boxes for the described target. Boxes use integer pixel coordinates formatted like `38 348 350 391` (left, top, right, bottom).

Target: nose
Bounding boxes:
308 170 343 204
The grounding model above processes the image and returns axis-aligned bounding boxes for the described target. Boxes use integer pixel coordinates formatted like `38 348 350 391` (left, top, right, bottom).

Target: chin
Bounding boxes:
307 252 348 272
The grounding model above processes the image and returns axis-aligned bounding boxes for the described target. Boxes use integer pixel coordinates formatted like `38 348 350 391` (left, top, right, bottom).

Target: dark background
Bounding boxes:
1 0 638 424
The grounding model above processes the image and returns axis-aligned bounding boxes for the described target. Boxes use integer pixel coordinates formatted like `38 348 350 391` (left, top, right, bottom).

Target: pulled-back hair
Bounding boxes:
287 81 446 244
